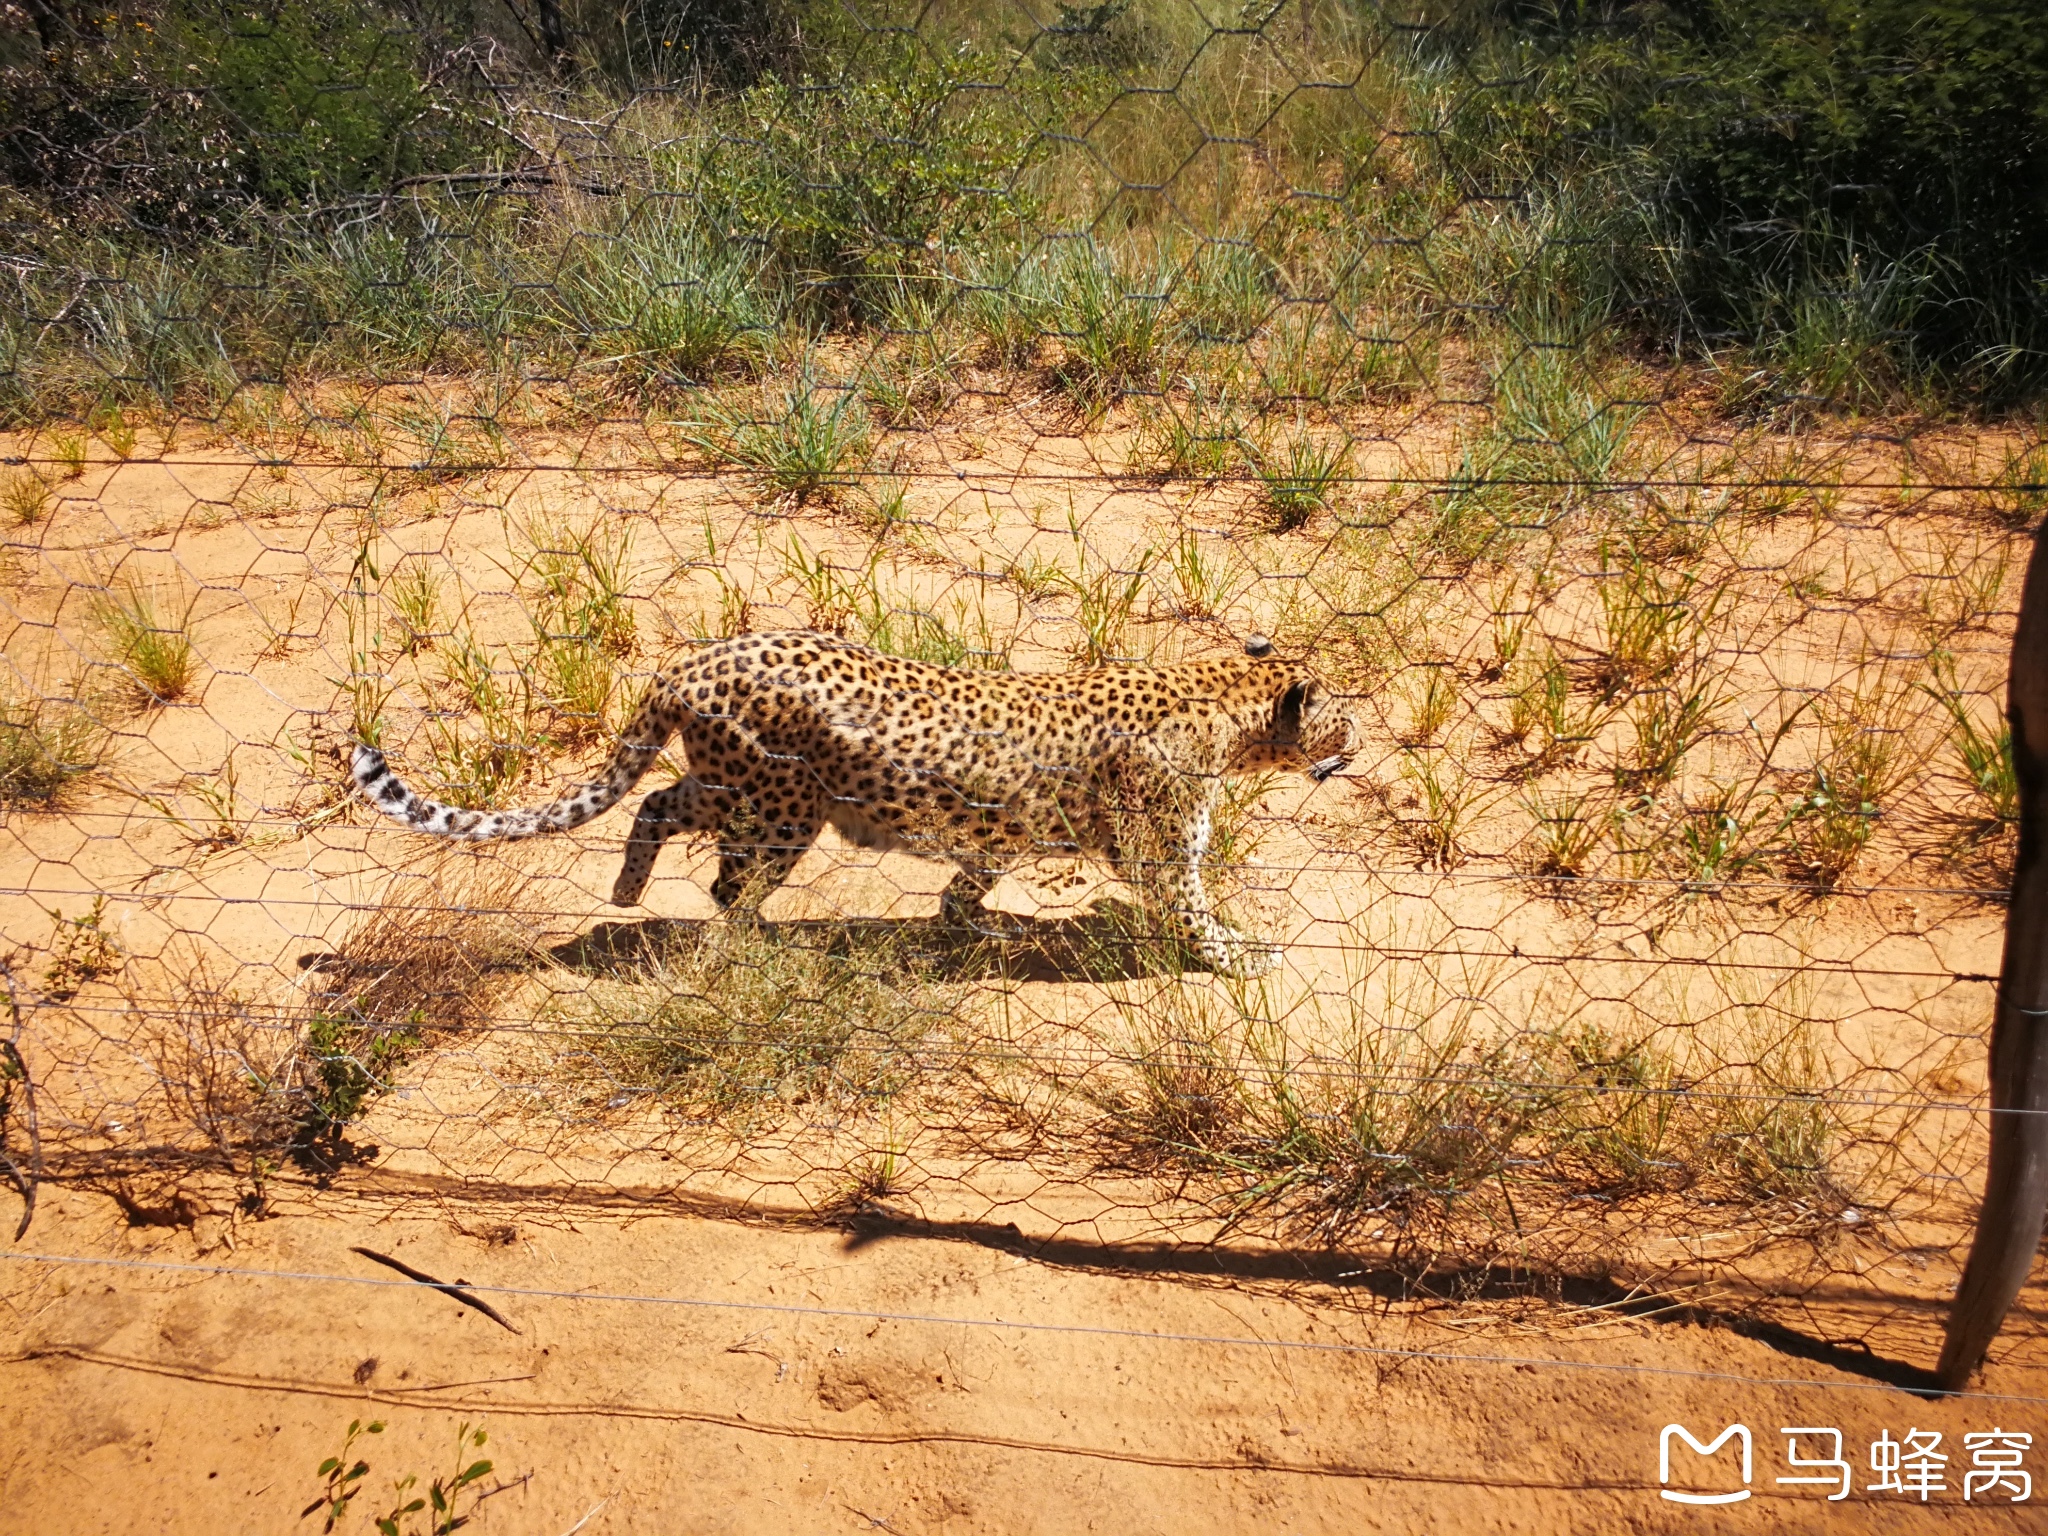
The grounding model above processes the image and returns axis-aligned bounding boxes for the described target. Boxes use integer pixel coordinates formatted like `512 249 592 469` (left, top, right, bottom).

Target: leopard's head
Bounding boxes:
1233 636 1356 781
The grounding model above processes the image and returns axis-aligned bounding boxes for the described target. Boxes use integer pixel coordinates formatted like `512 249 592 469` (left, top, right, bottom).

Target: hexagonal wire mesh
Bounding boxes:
0 0 2044 1396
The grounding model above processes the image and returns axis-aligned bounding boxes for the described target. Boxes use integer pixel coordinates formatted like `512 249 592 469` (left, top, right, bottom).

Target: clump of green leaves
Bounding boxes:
306 1417 496 1536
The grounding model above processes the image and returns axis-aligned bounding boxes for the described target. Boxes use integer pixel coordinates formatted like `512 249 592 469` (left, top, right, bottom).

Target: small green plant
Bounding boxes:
1503 655 1550 745
94 405 137 459
1061 548 1153 665
1986 443 2048 528
1485 582 1534 682
828 1144 907 1215
860 472 913 530
782 540 1008 668
1524 787 1605 880
533 634 620 743
90 582 196 704
1400 666 1457 745
1620 672 1720 790
1675 782 1771 891
1207 769 1280 869
684 375 873 503
1590 541 1712 702
1002 546 1068 603
1253 428 1347 532
1400 752 1478 870
1914 531 2011 640
338 575 391 748
384 563 440 656
1049 243 1179 410
3 471 49 525
1510 652 1597 767
309 1417 384 1532
136 754 248 851
559 211 770 384
425 630 539 809
0 687 107 806
520 518 630 655
959 249 1057 369
389 401 506 488
518 514 636 739
1777 668 1917 891
1924 652 2019 840
1166 530 1241 620
1780 761 1885 893
298 1007 424 1145
43 895 121 999
1131 378 1245 482
288 862 527 1158
49 431 88 480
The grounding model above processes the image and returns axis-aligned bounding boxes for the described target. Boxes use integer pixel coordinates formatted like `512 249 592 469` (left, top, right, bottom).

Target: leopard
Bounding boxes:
350 629 1357 975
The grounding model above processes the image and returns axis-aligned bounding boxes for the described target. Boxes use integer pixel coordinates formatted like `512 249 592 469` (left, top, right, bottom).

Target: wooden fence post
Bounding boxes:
1937 518 2048 1390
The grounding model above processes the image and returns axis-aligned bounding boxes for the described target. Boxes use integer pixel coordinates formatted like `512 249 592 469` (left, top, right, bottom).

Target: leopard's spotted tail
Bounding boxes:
351 705 672 841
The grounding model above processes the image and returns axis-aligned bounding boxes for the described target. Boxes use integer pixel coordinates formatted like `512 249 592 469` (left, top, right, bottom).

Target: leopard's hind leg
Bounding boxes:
612 777 741 906
711 809 822 910
938 857 1014 937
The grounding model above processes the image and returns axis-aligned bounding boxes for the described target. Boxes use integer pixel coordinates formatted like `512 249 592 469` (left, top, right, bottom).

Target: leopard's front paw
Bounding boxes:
1210 939 1280 978
1189 920 1279 978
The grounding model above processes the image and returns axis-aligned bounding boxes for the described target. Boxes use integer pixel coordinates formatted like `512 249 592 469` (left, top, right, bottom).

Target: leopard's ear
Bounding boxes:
1274 678 1309 738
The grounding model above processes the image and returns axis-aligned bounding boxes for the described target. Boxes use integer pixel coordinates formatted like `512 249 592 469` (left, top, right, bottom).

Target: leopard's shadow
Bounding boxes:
546 902 1211 984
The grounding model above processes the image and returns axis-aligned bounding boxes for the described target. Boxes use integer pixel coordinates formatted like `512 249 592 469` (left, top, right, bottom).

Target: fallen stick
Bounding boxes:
349 1246 521 1335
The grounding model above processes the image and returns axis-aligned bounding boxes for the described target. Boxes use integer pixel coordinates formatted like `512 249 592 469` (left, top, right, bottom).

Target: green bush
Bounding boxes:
0 2 487 229
1435 0 2048 402
693 43 1040 318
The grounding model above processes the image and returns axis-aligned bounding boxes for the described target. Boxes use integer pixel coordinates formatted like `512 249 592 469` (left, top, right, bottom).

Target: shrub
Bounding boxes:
0 2 489 229
1435 0 2048 401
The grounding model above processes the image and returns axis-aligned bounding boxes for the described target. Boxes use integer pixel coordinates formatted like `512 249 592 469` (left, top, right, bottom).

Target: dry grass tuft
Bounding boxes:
0 685 108 807
120 860 537 1192
1059 926 1880 1269
557 915 961 1127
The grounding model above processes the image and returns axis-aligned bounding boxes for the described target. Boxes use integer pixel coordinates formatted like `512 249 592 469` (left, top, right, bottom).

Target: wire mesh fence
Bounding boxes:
1 0 2044 1393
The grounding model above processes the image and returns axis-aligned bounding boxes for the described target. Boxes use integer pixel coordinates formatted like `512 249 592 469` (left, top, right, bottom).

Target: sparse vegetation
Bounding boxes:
0 687 107 806
1065 926 1872 1258
0 0 2026 1360
561 917 960 1128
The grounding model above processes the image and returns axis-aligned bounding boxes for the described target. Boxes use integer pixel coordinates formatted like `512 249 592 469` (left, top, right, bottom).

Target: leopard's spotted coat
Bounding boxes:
351 630 1355 973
